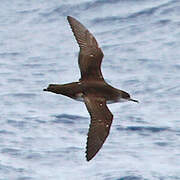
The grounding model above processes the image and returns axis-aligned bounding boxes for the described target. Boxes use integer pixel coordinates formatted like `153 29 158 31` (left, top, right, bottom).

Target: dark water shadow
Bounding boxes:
51 113 87 124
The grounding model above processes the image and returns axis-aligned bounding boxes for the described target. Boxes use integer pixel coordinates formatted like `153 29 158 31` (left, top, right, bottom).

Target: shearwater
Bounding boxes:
44 16 138 161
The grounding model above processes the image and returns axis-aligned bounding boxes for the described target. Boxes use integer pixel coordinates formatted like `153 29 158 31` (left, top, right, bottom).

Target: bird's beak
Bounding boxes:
129 98 139 103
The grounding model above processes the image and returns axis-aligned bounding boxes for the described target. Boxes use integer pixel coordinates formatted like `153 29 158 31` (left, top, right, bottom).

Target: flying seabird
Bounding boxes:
44 16 138 161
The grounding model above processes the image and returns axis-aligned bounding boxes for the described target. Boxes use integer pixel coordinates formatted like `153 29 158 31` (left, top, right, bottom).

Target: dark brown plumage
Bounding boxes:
44 16 138 161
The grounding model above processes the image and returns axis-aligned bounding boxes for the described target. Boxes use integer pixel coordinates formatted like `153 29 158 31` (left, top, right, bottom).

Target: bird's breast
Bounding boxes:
74 92 84 102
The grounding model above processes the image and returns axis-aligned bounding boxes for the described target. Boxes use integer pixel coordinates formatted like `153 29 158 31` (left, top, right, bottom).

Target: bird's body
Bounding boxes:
44 16 138 161
45 81 133 104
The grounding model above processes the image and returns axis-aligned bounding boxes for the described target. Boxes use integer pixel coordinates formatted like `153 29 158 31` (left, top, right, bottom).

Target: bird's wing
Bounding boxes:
67 16 104 82
83 95 113 161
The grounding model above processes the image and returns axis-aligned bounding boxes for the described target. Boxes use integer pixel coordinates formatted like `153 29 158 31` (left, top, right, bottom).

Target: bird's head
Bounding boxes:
121 91 139 103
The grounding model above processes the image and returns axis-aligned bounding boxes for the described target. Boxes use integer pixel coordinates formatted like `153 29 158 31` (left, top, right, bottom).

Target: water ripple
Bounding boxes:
117 176 143 180
52 113 86 124
116 126 170 133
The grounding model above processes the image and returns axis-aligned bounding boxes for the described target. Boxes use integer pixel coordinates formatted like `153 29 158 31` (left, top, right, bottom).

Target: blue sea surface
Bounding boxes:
0 0 180 179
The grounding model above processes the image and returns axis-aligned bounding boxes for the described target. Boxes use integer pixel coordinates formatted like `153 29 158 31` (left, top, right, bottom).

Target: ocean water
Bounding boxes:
0 0 180 179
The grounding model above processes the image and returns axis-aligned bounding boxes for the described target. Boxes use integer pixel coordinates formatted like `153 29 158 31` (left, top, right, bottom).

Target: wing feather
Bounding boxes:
83 95 113 161
67 16 104 81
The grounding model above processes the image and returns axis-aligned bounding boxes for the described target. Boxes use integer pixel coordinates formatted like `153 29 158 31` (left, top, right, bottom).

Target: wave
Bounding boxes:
52 113 86 124
116 126 170 133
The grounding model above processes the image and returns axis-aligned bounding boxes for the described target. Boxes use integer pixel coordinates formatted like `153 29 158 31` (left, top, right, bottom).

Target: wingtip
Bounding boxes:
85 146 94 162
67 16 73 22
85 154 92 162
86 157 91 162
85 147 97 162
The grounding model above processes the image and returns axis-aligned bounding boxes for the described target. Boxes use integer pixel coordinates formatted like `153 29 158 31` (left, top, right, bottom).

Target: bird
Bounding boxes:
44 16 138 161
